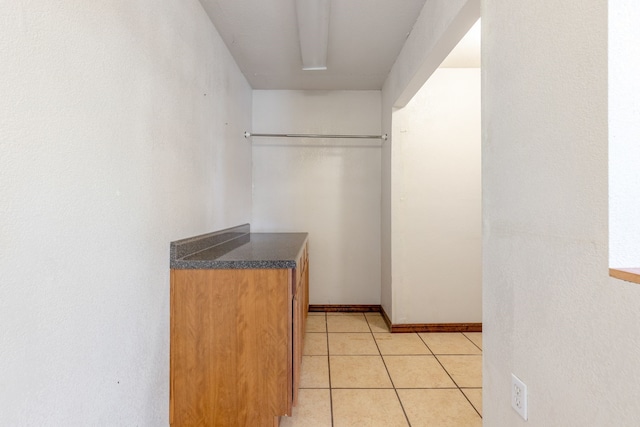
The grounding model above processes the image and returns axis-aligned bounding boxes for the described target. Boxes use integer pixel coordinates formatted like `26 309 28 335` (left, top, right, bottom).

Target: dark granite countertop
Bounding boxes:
170 224 308 269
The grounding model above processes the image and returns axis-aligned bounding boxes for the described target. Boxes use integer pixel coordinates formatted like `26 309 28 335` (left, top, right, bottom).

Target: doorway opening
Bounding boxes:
389 19 481 326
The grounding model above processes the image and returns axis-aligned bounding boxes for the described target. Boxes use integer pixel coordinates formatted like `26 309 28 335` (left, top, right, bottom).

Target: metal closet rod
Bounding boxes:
244 131 388 141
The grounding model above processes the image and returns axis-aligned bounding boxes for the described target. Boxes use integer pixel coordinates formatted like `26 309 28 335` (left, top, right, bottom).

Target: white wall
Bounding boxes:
484 1 640 425
381 0 479 322
392 68 481 324
0 1 252 425
609 0 640 268
252 90 381 304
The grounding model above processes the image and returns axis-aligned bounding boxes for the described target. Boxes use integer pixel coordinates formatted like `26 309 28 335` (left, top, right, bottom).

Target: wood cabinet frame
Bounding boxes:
170 243 308 427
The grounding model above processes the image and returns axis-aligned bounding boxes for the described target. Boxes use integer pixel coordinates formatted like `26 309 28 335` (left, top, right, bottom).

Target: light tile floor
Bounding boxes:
280 312 482 427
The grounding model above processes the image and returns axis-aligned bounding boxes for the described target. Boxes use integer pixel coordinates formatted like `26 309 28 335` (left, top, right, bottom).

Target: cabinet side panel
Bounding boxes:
292 274 301 406
292 245 309 407
304 245 310 322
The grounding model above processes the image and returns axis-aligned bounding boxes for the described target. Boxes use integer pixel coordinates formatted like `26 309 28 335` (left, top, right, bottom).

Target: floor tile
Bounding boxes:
437 355 482 388
330 355 393 388
300 356 329 388
280 388 332 427
462 388 482 416
383 355 455 388
365 313 390 332
374 332 431 355
326 313 371 332
328 332 378 355
332 389 408 427
304 332 328 355
463 332 483 350
306 315 327 333
293 313 483 426
398 389 482 427
419 333 482 355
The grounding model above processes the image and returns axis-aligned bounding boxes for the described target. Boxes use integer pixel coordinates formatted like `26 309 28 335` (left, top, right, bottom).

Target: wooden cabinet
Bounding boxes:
170 242 309 427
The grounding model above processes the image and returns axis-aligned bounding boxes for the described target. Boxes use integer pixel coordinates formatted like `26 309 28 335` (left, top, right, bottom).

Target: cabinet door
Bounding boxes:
171 268 292 426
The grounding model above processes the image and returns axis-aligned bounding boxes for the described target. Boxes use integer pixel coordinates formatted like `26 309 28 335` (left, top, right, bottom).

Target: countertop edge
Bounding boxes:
170 259 298 270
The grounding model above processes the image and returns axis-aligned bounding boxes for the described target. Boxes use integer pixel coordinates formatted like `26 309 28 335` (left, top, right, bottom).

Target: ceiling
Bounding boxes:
198 0 428 90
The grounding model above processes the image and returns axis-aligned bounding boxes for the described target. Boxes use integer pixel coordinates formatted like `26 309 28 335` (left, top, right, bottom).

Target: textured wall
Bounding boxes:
483 1 640 425
251 90 381 305
0 1 251 424
392 68 481 324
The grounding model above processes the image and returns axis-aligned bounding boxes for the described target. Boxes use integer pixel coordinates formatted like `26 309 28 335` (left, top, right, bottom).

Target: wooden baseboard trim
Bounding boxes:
312 305 482 333
380 306 393 331
390 323 482 333
380 305 481 332
309 304 382 313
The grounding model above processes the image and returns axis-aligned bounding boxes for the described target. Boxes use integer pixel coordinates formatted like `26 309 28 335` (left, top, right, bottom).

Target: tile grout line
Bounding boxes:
366 313 412 427
461 332 484 419
416 334 483 419
324 313 335 427
327 386 459 390
310 313 482 424
462 331 483 352
459 388 483 419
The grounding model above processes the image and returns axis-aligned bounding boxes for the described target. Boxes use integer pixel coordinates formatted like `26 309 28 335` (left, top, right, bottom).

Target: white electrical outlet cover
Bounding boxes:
511 373 528 420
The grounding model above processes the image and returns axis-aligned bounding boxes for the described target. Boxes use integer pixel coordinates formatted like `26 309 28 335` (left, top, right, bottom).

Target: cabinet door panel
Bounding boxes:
171 268 292 426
